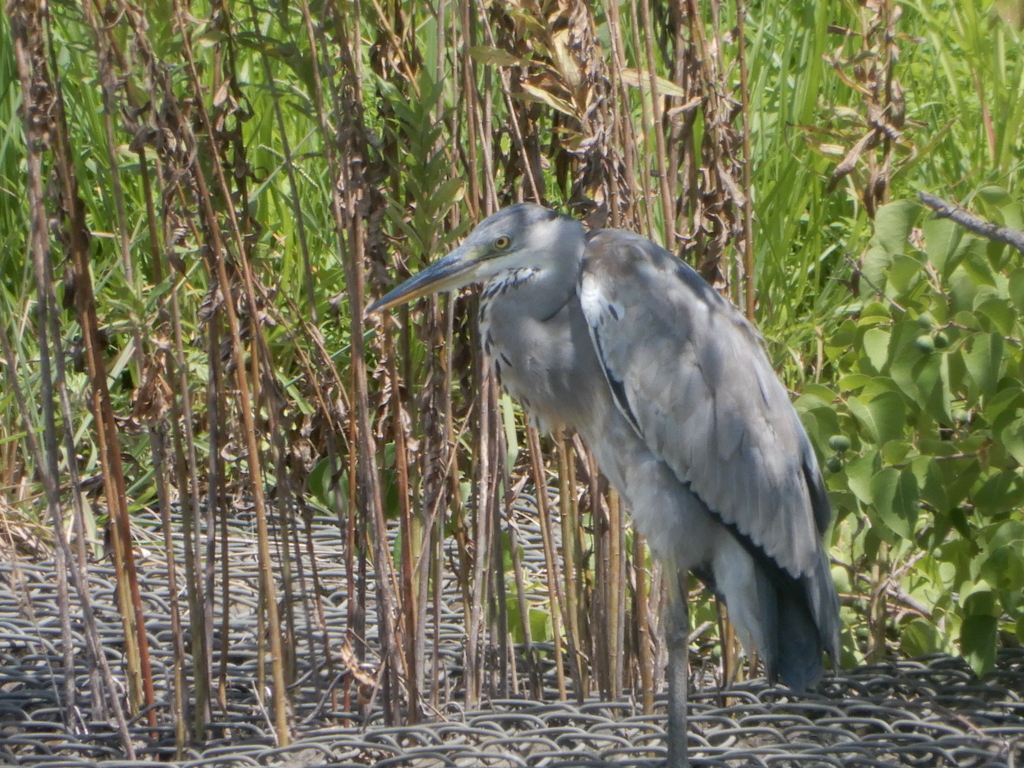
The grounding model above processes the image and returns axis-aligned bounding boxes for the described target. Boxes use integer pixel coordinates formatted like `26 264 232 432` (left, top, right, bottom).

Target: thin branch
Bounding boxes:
919 191 1024 256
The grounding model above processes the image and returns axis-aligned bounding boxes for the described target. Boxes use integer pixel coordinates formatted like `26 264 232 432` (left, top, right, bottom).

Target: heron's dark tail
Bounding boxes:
752 545 840 692
700 519 840 692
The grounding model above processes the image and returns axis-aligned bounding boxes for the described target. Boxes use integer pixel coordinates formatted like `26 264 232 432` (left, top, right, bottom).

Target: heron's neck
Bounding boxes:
483 244 583 320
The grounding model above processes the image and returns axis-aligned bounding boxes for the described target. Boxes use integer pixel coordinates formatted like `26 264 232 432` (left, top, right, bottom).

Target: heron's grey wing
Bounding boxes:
579 230 830 580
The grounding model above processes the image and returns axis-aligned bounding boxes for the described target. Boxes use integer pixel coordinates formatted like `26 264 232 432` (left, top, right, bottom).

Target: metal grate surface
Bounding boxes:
1 509 1022 767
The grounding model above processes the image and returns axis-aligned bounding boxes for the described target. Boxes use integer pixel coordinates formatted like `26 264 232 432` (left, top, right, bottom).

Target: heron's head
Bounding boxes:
366 203 583 315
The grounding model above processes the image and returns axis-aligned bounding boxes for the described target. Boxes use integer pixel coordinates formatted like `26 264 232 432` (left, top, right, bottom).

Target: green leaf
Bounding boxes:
980 545 1024 614
998 418 1024 465
848 390 905 445
978 186 1014 207
964 332 1003 398
905 349 953 424
961 243 999 288
838 373 874 391
1007 268 1024 314
872 199 919 256
845 450 881 505
518 82 577 118
989 520 1024 550
949 265 981 315
960 614 998 677
861 245 892 296
973 470 1024 515
922 214 964 277
468 45 524 68
887 254 926 298
800 383 840 404
1001 201 1024 232
881 440 912 465
531 607 553 643
973 296 1016 336
500 393 519 474
862 327 890 373
619 68 691 99
909 456 950 515
870 466 919 539
901 617 941 657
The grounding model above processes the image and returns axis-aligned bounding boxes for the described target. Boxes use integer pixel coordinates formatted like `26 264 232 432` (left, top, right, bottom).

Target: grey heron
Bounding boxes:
367 203 841 767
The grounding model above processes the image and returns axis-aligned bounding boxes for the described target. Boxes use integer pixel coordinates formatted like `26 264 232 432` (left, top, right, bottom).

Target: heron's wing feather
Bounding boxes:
580 230 829 579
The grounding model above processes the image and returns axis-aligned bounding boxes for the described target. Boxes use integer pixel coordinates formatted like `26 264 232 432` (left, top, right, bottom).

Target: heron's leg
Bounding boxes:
666 571 689 768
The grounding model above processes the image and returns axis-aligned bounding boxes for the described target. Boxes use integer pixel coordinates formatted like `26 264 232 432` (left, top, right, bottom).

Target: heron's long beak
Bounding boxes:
365 245 483 315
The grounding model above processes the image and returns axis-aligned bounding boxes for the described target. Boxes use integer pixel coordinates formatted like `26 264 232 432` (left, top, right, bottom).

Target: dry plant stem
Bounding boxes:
565 442 592 691
528 426 567 700
639 0 675 245
194 271 217 725
634 532 654 713
269 403 299 687
2 323 131 745
336 429 363 717
302 509 336 697
591 446 610 697
383 315 422 721
868 541 889 663
47 24 155 727
174 1 290 742
623 0 659 238
151 428 186 754
718 602 738 686
509 509 540 697
6 5 134 751
318 0 407 722
556 436 585 701
665 0 695 242
493 426 511 697
38 198 105 719
288 503 320 692
735 0 756 322
80 0 133 285
919 191 1024 256
0 328 77 727
216 469 232 717
458 0 481 217
208 331 228 712
435 300 457 707
135 145 188 752
414 306 445 708
480 65 499 213
467 368 497 704
248 0 318 323
168 372 208 734
481 16 541 201
600 0 638 229
609 486 626 697
80 1 168 729
161 180 216 728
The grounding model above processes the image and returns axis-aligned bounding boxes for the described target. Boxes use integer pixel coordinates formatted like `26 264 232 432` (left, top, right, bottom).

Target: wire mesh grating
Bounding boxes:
1 510 1022 767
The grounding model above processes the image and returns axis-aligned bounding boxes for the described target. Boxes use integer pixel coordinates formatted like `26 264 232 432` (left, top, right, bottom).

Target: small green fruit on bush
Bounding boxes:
828 434 851 452
915 334 936 353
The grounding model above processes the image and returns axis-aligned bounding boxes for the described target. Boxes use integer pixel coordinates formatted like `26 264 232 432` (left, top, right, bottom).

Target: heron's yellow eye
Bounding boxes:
494 236 511 249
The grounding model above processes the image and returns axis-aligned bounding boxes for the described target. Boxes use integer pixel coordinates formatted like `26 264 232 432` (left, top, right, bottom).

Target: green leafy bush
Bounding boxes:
798 196 1024 674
